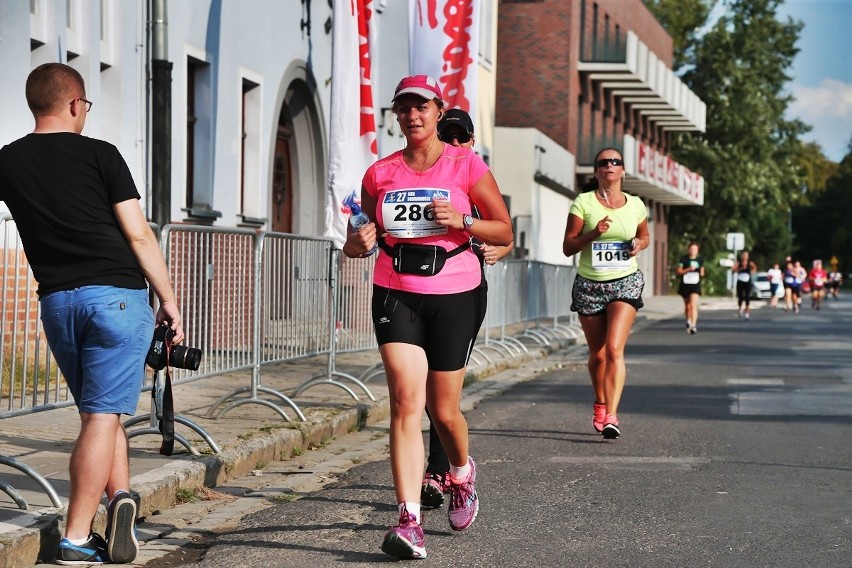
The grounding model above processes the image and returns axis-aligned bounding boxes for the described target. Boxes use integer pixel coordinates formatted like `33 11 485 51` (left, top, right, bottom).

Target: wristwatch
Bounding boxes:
463 214 475 232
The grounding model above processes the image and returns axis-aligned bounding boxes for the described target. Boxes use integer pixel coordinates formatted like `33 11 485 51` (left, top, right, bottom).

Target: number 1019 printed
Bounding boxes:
591 241 632 270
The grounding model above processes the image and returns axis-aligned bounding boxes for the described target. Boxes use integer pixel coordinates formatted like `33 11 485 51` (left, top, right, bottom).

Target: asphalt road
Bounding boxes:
156 295 852 567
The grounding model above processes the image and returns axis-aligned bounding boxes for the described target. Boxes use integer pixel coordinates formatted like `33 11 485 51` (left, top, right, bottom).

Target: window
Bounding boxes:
187 63 197 209
479 0 494 68
240 78 261 220
100 0 115 68
66 0 83 60
185 56 216 218
30 0 47 50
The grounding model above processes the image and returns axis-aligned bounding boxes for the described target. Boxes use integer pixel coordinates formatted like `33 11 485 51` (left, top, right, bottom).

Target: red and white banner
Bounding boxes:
409 0 479 118
325 0 378 248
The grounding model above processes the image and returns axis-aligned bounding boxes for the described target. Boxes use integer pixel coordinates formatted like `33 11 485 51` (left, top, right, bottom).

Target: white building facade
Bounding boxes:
0 1 502 239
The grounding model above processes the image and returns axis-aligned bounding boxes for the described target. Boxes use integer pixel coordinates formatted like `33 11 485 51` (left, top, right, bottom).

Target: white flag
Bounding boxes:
409 0 480 119
325 0 378 248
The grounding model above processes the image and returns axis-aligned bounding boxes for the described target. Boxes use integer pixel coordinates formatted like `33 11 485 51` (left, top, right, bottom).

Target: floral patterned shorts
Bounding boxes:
571 270 645 316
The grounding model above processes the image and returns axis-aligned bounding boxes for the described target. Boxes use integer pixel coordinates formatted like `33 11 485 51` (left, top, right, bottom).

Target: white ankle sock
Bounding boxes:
399 502 420 523
66 535 91 545
450 458 471 481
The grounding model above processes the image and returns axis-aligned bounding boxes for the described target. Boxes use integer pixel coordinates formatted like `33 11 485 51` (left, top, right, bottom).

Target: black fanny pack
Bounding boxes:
379 238 471 276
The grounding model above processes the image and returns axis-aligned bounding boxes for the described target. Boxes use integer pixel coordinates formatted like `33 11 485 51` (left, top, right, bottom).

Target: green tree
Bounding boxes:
643 0 717 71
792 141 837 206
791 140 852 273
648 0 811 273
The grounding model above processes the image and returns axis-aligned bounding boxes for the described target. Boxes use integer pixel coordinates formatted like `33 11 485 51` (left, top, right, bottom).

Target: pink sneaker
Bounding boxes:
602 414 620 439
420 472 447 509
448 457 479 531
381 508 426 559
593 403 606 433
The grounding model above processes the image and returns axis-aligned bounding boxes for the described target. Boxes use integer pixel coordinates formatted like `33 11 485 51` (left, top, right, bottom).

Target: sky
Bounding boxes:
777 0 852 162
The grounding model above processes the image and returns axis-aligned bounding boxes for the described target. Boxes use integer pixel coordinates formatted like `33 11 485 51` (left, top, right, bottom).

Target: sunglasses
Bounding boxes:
595 158 623 168
439 131 471 144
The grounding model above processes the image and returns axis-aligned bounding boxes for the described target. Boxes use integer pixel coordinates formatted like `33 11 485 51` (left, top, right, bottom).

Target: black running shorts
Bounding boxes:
371 284 487 371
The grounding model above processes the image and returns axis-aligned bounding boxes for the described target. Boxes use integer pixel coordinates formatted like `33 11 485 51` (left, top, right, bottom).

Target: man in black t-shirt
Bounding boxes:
0 63 184 565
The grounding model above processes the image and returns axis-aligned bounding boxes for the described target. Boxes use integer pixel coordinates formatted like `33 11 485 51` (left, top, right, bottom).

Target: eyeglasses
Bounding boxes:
71 97 93 112
439 131 471 144
595 158 623 168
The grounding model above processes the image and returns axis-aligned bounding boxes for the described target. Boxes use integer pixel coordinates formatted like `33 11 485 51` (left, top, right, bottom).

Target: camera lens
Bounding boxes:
171 345 202 371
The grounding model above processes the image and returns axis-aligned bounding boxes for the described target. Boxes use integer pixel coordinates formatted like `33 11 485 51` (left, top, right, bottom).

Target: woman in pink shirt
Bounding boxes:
809 259 828 310
343 75 513 559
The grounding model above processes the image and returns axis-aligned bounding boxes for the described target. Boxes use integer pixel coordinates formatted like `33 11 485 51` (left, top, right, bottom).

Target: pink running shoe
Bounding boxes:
421 472 447 509
448 457 479 531
381 509 426 559
593 402 607 433
602 414 620 439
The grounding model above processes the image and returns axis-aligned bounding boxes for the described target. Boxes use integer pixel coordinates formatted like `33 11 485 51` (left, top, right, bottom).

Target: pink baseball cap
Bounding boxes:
392 75 446 104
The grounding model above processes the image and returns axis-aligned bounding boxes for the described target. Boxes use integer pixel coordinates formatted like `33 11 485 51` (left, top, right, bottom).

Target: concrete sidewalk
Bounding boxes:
0 294 704 567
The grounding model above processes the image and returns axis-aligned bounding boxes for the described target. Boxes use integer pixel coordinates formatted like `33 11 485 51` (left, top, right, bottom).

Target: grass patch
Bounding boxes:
271 493 298 503
309 436 333 451
175 487 197 504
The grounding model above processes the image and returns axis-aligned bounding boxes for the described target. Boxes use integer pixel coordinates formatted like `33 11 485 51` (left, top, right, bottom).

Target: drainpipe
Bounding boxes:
150 0 172 228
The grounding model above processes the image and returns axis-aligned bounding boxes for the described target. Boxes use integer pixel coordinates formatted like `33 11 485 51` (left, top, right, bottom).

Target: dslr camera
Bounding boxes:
146 325 202 371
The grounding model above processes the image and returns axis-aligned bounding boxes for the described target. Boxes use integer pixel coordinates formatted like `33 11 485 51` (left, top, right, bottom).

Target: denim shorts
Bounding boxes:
40 286 154 414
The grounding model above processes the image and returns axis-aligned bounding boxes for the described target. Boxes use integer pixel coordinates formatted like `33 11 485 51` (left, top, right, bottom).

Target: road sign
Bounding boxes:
726 232 744 251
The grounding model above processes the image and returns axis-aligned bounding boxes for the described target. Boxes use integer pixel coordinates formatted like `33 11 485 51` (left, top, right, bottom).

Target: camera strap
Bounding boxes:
158 346 175 456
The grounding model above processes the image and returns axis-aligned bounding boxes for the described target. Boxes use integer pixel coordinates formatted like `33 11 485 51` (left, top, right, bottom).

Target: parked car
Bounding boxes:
751 272 772 299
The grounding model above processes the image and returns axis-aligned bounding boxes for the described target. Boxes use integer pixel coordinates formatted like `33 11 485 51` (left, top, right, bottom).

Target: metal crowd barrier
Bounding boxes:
0 215 69 508
291 249 375 401
471 260 580 368
207 231 375 419
122 224 221 454
1 216 579 509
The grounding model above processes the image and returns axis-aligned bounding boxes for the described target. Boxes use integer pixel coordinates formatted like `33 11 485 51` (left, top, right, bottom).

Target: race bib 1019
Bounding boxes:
591 241 632 270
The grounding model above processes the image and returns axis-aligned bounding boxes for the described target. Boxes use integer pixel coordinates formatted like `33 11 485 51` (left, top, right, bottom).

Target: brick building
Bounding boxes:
492 0 706 294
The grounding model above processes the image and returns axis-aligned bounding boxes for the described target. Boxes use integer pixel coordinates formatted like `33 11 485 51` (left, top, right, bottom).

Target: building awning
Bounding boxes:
577 32 706 133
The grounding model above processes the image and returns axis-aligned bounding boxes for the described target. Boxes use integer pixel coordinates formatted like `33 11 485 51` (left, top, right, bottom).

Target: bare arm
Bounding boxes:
342 187 379 258
114 199 184 343
430 171 514 247
563 213 609 257
564 211 649 259
479 241 514 265
631 218 650 257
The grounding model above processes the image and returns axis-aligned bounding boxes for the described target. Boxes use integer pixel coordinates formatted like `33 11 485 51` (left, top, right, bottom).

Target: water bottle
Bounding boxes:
349 201 378 256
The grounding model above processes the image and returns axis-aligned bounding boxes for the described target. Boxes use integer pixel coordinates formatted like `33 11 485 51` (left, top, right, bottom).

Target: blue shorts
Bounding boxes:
40 286 154 414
